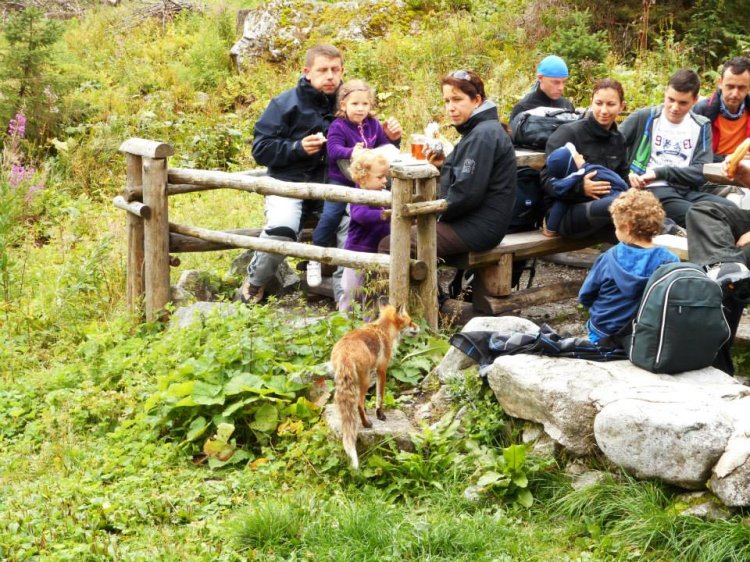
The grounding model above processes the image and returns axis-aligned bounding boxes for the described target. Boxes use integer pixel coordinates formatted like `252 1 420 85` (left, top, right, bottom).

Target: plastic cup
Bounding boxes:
411 134 427 160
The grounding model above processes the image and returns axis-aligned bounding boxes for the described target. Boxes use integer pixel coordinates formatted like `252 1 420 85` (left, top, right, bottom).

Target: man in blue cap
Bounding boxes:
509 55 574 123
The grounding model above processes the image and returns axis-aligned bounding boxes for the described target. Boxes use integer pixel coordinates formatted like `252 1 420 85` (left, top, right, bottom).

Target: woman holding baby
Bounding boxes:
540 78 630 239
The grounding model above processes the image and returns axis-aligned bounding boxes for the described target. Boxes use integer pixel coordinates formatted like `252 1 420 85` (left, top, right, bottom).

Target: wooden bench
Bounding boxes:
443 230 688 317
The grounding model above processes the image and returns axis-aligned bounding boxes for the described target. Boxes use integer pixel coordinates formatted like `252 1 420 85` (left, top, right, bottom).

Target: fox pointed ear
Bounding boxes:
398 304 408 317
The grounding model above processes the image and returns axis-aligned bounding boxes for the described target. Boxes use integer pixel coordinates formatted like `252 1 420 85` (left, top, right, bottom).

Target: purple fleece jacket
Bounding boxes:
344 198 390 253
326 116 397 186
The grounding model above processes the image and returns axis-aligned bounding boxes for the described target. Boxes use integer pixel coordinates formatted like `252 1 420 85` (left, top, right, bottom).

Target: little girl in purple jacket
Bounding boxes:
338 151 391 314
307 79 401 287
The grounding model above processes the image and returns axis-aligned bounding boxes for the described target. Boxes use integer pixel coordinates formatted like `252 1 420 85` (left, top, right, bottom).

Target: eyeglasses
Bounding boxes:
450 70 471 81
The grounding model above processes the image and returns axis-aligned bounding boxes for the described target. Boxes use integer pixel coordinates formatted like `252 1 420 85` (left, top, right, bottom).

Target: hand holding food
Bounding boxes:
726 138 750 178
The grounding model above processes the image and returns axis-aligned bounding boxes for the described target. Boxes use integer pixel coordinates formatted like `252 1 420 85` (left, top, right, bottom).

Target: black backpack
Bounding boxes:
508 167 544 233
626 262 730 374
511 107 584 150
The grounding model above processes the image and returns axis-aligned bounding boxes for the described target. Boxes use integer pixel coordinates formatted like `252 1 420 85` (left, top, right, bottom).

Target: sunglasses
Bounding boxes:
450 70 472 81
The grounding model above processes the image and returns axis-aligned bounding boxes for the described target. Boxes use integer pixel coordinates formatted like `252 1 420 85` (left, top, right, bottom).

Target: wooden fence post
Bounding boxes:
119 139 174 321
389 172 413 311
142 156 170 321
416 175 438 330
124 153 145 315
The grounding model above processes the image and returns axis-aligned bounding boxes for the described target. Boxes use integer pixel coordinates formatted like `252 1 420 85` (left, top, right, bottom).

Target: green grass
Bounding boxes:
3 1 750 560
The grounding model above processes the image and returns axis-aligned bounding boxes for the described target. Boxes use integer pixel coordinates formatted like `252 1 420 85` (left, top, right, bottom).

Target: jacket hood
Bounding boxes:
609 243 666 298
455 100 499 135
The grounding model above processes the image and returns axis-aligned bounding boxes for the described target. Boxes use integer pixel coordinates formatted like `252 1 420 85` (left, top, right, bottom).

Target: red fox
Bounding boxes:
330 303 419 469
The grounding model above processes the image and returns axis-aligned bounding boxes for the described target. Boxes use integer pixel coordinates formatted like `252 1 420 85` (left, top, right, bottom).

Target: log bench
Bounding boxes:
442 230 688 318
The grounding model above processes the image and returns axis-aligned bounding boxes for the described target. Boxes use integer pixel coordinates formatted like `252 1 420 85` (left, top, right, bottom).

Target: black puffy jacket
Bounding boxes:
252 76 338 183
439 102 517 252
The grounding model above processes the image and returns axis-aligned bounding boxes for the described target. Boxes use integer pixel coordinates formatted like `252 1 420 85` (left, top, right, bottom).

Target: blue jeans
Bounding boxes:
312 201 348 247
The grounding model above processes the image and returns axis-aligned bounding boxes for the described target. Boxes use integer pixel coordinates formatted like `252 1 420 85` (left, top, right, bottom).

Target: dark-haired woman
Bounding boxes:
379 70 517 258
541 78 630 239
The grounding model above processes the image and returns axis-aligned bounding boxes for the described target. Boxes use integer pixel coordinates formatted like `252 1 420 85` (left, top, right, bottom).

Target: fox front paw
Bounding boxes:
376 408 386 421
362 417 372 428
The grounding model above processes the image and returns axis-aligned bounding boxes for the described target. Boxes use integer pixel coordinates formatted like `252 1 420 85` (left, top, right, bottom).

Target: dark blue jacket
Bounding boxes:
252 76 338 183
579 243 679 339
549 163 629 201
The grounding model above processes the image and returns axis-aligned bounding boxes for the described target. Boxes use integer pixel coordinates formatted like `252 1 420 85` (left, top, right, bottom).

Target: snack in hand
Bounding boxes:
727 138 750 177
315 132 327 143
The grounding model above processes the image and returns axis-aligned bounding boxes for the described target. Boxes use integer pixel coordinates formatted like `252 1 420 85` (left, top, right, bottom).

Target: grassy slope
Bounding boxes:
2 1 749 560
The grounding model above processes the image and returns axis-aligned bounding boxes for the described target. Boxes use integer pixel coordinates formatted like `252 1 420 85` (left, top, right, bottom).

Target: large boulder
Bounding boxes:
452 316 750 505
230 0 407 69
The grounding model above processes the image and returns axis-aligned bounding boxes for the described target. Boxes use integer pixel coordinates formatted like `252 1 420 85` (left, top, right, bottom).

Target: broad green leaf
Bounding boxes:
512 473 529 488
250 403 279 433
216 423 235 442
503 444 526 471
192 381 225 406
516 489 533 508
221 396 260 417
186 416 208 442
477 471 503 488
223 373 266 396
166 381 194 398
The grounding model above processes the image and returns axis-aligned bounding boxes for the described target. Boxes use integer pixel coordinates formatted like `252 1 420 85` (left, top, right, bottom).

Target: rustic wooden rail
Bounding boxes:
117 138 440 327
118 138 700 327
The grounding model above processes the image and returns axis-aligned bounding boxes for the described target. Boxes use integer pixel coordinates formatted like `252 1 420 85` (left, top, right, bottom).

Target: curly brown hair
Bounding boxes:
336 79 376 119
350 150 389 185
609 189 665 241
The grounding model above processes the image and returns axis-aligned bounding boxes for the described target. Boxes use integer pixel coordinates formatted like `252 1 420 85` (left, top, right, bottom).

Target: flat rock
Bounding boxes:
472 330 750 504
324 404 416 453
435 316 538 383
169 302 238 329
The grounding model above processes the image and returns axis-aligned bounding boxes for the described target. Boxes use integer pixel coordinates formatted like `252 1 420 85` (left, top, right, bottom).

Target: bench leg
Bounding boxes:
472 254 513 314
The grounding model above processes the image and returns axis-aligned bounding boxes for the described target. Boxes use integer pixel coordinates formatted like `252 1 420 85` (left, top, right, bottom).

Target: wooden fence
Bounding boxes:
117 138 443 328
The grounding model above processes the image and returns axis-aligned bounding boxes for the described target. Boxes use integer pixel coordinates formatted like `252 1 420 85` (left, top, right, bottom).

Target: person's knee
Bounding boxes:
265 226 297 240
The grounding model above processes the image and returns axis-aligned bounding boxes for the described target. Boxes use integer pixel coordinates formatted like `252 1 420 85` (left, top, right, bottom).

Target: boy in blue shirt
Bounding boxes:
579 189 679 343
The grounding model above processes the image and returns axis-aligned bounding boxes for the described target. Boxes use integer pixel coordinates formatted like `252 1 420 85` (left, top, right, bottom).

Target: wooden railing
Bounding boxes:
117 138 441 328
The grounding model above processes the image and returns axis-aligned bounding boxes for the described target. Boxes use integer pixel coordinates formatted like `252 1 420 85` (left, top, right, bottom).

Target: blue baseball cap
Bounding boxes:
536 55 569 78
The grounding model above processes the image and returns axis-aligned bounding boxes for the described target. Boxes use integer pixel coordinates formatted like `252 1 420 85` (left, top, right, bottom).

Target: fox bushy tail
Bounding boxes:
334 356 360 469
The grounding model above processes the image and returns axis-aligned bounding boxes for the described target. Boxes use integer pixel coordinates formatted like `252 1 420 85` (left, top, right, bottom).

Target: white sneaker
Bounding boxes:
307 261 322 287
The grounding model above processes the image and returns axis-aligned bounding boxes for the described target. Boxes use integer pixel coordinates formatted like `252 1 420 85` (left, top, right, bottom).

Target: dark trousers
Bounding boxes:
557 193 620 239
686 201 750 374
652 185 734 227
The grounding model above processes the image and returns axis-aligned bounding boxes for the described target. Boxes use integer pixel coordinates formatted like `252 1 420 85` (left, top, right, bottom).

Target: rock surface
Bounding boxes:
230 0 406 69
324 403 416 454
446 316 750 506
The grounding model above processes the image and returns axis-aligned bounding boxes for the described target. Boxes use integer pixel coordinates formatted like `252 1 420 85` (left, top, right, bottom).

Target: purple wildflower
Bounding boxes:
8 164 35 187
24 183 45 202
8 113 26 139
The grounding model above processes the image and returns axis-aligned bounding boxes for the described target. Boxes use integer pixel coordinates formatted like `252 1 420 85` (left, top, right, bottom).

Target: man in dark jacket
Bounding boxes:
508 55 574 125
693 56 750 161
240 44 343 303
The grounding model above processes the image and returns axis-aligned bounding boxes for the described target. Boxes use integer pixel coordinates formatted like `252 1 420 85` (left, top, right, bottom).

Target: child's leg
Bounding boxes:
312 201 348 247
338 267 365 313
544 201 567 235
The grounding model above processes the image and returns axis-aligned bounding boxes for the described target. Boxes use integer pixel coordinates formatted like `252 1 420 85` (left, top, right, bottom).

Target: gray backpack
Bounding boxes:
627 262 730 374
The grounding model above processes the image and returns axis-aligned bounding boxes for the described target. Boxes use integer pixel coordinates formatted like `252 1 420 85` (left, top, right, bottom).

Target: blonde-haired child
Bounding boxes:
578 189 679 343
339 150 391 314
307 79 401 287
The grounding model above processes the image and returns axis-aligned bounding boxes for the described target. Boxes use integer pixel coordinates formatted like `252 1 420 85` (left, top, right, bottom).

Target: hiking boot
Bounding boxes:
660 218 686 237
541 217 559 238
239 277 265 304
306 261 322 287
706 262 750 302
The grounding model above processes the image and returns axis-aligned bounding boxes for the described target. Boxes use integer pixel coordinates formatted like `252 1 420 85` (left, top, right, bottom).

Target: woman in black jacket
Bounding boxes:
427 70 517 256
540 78 629 239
